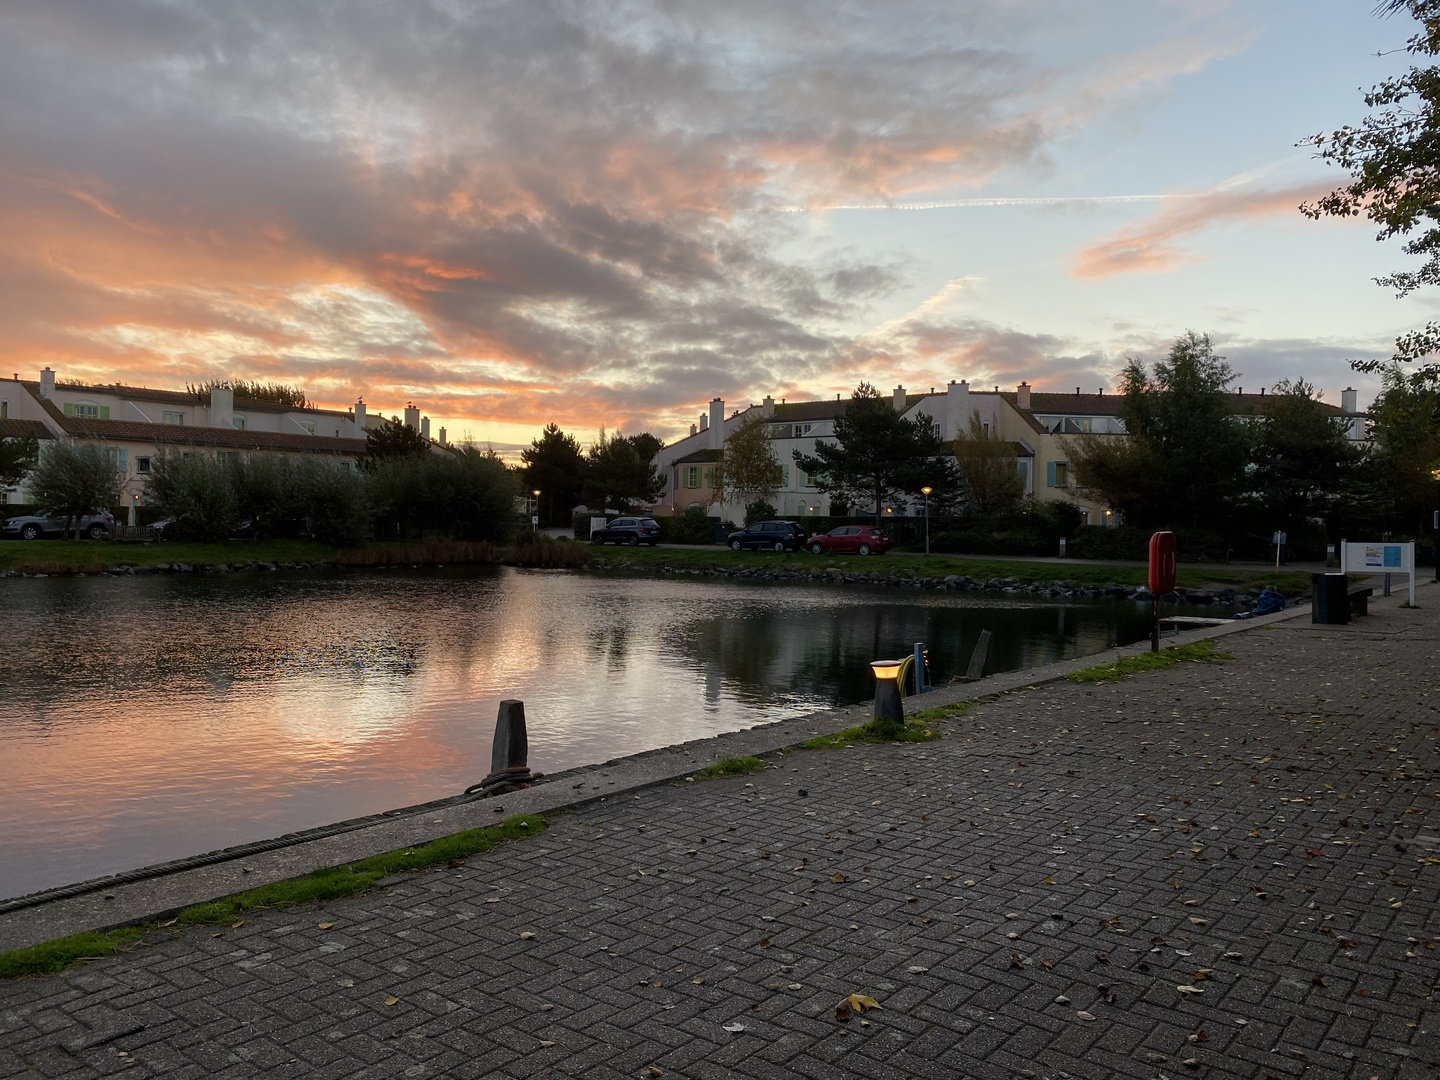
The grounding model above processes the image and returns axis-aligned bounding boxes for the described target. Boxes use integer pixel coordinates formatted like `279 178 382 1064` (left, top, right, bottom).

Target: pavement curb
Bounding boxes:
2 588 1406 955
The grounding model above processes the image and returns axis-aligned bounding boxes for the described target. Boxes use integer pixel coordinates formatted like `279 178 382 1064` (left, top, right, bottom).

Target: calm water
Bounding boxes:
0 567 1219 896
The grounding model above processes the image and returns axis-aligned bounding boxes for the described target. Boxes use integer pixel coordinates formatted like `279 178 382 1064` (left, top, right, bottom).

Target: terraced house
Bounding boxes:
0 368 437 518
656 380 1366 525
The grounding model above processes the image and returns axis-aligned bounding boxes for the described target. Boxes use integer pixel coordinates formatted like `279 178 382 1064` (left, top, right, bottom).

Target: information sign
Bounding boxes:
1339 540 1415 605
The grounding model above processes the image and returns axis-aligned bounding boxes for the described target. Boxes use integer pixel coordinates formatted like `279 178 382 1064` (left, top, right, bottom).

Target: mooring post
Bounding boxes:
492 699 528 773
964 629 993 682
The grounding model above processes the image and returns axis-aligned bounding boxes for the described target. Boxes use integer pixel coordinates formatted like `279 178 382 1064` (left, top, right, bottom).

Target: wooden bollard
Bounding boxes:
492 699 528 773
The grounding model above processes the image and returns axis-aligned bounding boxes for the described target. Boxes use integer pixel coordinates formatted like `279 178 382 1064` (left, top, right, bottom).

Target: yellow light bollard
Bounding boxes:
870 655 913 732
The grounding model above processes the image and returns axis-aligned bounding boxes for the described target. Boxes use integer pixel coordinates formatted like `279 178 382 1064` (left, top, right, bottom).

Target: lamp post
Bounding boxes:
920 486 932 555
1432 469 1440 582
531 489 541 532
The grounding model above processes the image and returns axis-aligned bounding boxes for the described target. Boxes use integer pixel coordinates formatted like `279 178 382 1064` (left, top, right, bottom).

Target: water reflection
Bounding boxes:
0 567 1217 896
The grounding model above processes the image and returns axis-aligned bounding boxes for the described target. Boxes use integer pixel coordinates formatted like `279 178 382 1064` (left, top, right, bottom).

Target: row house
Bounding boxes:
0 368 443 519
655 380 1365 526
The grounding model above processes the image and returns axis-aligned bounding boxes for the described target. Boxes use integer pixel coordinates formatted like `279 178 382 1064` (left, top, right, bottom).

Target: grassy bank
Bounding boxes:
0 535 587 574
592 545 1315 593
0 814 546 979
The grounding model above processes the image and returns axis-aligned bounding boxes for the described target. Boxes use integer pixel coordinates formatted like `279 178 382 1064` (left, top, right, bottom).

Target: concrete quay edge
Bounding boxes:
0 594 1348 954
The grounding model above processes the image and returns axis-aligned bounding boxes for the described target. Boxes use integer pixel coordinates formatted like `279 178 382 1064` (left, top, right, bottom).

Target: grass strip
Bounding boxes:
802 718 944 750
0 814 546 979
1065 639 1230 684
689 756 766 780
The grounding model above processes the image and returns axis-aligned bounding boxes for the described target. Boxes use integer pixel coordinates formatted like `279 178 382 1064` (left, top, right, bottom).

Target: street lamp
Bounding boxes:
532 489 541 531
1432 469 1440 581
920 486 932 555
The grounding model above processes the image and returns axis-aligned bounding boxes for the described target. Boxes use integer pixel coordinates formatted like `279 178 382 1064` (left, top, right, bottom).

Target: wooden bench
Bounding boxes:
1348 586 1373 617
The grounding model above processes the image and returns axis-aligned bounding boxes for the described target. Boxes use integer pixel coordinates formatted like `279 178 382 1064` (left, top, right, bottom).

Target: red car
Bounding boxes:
807 525 892 556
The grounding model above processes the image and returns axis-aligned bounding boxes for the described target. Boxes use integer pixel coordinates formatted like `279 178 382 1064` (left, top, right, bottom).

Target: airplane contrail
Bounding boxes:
778 194 1186 212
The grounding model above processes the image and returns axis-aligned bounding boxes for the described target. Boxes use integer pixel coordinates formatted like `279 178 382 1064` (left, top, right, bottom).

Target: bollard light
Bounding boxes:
870 660 905 728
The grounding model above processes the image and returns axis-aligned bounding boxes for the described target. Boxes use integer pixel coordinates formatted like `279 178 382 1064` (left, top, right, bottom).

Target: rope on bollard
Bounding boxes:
463 765 537 797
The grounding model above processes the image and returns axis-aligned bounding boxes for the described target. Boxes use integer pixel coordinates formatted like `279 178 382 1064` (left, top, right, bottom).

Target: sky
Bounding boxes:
0 0 1428 453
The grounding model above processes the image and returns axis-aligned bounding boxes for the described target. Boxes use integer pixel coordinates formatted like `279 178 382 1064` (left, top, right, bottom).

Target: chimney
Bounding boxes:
708 398 724 450
354 398 367 433
210 385 234 429
421 416 431 440
943 379 970 440
39 367 55 399
1016 381 1031 410
438 426 447 446
892 385 907 411
1341 387 1358 413
699 413 709 432
762 395 775 418
404 403 420 429
690 423 698 437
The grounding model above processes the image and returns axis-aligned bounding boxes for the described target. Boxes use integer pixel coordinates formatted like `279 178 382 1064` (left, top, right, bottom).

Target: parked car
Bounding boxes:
727 520 808 552
590 516 662 546
2 508 116 541
805 524 892 556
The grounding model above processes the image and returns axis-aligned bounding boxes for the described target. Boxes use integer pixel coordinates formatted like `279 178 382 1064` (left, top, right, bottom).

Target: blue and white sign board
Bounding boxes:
1340 540 1415 605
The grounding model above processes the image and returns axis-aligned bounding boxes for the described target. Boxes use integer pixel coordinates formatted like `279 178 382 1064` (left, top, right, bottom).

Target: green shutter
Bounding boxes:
64 402 75 416
1046 461 1057 487
100 406 110 420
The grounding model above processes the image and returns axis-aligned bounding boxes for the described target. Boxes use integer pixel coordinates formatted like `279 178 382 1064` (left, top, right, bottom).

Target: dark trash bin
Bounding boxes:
1312 572 1349 625
713 521 735 544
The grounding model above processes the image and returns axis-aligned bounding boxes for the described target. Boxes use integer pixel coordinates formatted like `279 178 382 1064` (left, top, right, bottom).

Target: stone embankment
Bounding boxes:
0 560 332 578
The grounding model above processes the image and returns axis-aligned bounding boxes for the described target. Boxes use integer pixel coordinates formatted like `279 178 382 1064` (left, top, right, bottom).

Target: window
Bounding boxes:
1046 461 1069 487
1016 459 1030 491
104 447 127 473
162 411 185 425
136 456 152 475
0 401 6 419
795 466 810 488
684 466 701 489
218 451 240 465
703 466 715 487
64 402 109 419
232 416 246 430
301 421 316 435
774 464 790 487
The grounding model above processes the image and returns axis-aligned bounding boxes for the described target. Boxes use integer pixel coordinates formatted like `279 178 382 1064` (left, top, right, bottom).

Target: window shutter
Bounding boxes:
1046 461 1057 487
100 406 110 420
64 402 75 417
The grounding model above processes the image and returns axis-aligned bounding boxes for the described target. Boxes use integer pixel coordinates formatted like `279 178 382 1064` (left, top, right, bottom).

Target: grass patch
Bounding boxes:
690 756 766 780
909 699 976 723
1066 639 1230 684
802 718 944 750
0 814 546 979
592 544 1313 593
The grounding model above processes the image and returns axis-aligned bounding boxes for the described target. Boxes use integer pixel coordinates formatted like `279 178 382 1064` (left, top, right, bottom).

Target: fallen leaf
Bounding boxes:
847 993 883 1013
647 1068 664 1078
1095 952 1110 964
788 983 802 990
1188 917 1207 925
159 918 178 928
1311 974 1327 988
1041 959 1054 970
907 965 929 973
722 1021 746 1033
830 872 846 884
1192 969 1212 981
692 976 705 985
1054 995 1070 1004
519 931 536 940
1176 985 1204 995
539 1004 554 1011
231 920 244 929
835 1004 853 1022
1005 912 1019 920
1183 900 1199 907
318 922 334 930
384 996 400 1006
538 1040 556 1048
1075 1011 1097 1021
1006 932 1019 940
1010 953 1025 969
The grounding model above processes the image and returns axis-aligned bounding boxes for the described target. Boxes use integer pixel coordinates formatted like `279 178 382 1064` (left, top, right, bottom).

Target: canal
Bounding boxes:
0 566 1223 897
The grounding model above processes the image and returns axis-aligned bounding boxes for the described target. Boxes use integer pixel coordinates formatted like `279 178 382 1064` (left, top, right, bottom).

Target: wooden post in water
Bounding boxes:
964 630 993 682
492 699 528 773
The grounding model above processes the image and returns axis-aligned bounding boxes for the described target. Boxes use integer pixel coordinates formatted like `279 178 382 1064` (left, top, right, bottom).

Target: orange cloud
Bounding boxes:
1070 182 1333 279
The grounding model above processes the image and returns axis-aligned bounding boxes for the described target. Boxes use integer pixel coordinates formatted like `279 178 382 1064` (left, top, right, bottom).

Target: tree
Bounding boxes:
1368 363 1440 533
521 424 585 525
28 441 124 538
1303 1 1440 375
714 413 779 508
362 418 431 467
1242 379 1364 538
793 382 959 518
145 450 240 542
0 430 39 498
187 379 311 409
950 411 1025 515
1070 332 1250 528
580 429 665 512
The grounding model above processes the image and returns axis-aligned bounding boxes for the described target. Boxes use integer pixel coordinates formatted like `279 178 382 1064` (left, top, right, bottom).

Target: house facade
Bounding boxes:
655 380 1366 526
0 368 442 518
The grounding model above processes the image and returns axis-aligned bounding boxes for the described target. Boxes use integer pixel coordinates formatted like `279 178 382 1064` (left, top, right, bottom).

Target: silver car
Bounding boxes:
2 508 116 540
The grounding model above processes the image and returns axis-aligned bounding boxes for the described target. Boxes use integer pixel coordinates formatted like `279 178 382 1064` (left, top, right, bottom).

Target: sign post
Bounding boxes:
1148 531 1177 652
1340 540 1416 606
1272 530 1287 573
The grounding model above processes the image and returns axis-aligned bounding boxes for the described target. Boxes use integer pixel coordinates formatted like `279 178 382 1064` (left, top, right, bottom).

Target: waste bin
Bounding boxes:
1312 572 1349 625
713 521 735 544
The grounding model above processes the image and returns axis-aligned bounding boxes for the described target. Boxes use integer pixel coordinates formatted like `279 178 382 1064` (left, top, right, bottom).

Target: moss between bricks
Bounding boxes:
0 814 547 980
688 756 766 780
1065 639 1230 684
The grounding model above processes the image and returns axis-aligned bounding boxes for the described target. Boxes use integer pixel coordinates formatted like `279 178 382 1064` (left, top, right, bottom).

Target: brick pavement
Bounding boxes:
1 597 1437 1080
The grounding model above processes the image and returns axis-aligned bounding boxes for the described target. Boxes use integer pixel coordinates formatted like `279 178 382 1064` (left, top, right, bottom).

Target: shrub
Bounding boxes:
658 504 719 544
145 451 238 542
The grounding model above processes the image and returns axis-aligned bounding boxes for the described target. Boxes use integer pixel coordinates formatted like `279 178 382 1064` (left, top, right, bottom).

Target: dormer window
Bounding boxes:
162 411 185 425
232 416 246 430
63 401 109 419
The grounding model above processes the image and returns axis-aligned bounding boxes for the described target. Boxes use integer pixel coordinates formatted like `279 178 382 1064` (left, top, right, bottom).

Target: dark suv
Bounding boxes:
590 516 661 546
726 520 807 552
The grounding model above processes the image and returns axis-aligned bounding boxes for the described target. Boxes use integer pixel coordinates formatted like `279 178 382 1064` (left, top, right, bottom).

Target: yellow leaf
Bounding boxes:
231 920 244 929
384 996 400 1006
318 922 334 929
847 993 883 1012
692 976 705 985
830 872 846 884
